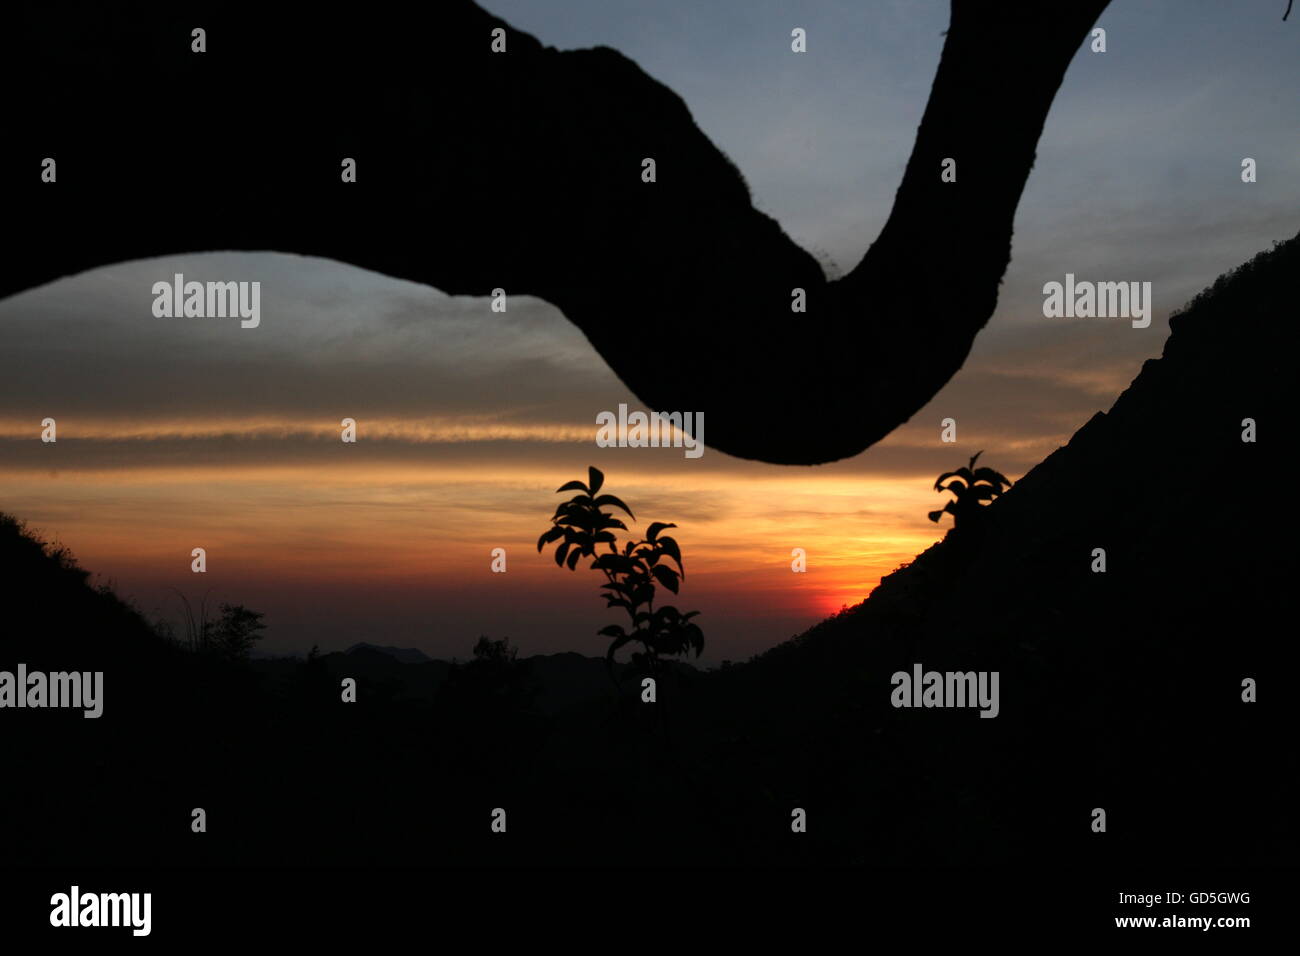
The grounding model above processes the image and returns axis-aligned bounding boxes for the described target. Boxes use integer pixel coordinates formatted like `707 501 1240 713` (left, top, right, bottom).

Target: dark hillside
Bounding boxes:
0 236 1294 867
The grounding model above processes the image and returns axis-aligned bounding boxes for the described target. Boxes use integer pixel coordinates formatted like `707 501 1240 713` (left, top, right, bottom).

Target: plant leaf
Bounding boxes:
555 480 587 494
593 494 635 519
656 536 683 572
536 526 564 552
652 565 680 594
933 470 961 491
605 634 632 665
646 521 676 543
587 466 604 496
685 623 704 654
972 467 1011 488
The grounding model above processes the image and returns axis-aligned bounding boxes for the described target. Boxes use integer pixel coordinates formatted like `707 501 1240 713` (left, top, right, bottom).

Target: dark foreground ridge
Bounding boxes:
0 236 1295 867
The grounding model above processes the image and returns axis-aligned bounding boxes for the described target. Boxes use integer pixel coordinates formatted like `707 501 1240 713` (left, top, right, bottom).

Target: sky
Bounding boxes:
0 0 1296 663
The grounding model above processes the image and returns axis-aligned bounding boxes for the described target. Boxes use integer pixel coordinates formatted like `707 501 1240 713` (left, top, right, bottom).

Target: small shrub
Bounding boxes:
538 467 703 673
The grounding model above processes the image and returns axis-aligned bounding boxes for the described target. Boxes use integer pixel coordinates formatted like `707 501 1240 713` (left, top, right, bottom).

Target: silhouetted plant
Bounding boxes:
168 592 267 661
470 635 516 666
928 451 1012 530
435 636 542 777
205 603 267 663
169 588 214 653
441 636 537 710
538 467 703 675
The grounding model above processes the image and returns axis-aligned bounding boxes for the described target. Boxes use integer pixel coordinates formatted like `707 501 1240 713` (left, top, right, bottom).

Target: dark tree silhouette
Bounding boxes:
205 603 267 663
928 451 1012 529
469 635 517 667
439 636 537 712
0 0 1111 465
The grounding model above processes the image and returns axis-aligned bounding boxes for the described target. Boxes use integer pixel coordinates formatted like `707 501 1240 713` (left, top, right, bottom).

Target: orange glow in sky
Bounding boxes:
0 427 953 661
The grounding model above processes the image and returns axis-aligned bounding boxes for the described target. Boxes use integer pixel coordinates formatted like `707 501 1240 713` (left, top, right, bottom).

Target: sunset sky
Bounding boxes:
1 0 1295 663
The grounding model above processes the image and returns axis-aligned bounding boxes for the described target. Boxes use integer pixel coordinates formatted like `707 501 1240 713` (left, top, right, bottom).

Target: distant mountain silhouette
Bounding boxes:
345 642 433 665
0 235 1293 867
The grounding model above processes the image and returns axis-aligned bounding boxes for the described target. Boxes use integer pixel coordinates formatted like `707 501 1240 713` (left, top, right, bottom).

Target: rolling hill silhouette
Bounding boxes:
344 643 434 665
0 235 1294 867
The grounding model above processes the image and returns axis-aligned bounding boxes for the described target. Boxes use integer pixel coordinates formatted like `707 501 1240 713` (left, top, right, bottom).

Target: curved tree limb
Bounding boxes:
1 0 1109 464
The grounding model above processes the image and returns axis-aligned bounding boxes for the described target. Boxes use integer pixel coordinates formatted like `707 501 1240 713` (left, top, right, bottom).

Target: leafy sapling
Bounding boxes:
928 451 1012 530
538 467 703 677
